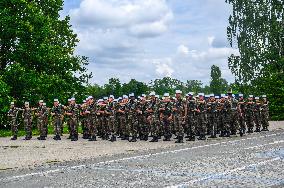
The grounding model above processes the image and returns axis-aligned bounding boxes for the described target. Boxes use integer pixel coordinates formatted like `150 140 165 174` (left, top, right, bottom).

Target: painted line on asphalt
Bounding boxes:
167 157 282 188
1 132 283 182
244 140 284 150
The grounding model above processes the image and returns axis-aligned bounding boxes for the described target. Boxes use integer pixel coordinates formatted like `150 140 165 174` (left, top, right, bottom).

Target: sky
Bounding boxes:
61 0 239 85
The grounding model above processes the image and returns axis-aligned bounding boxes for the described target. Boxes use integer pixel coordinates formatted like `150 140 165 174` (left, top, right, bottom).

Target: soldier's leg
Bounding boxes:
11 119 17 140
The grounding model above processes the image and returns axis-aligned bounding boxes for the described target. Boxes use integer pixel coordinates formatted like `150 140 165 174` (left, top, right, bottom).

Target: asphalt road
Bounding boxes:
0 129 284 188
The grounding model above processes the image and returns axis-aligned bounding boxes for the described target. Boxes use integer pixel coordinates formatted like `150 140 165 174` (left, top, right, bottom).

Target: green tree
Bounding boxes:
186 80 203 95
226 0 284 119
210 65 222 94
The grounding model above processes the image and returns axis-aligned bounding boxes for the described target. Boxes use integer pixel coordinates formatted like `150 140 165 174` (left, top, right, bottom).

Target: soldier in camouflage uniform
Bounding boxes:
207 94 218 138
86 96 98 141
106 95 117 142
196 93 207 140
127 93 138 142
160 93 173 141
51 99 64 140
136 94 148 141
261 95 269 131
245 95 255 133
253 97 261 132
147 93 160 142
184 92 197 141
172 90 185 143
66 99 72 139
80 100 89 139
22 102 33 140
116 96 128 140
97 98 108 139
65 98 80 141
8 102 19 140
238 94 246 136
35 100 48 140
228 92 240 135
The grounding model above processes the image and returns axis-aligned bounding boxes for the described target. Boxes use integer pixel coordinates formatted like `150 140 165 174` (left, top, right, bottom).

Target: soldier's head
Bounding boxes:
209 94 215 101
140 94 146 102
68 98 71 105
149 92 155 100
163 93 170 101
88 96 94 104
187 92 193 100
70 97 75 105
10 102 15 108
255 97 260 103
24 102 29 108
122 95 128 102
129 93 135 100
43 103 46 107
227 89 233 98
248 95 253 101
54 99 59 106
215 96 220 101
239 94 244 101
262 95 267 102
198 93 204 100
175 90 182 99
220 95 225 102
109 95 114 102
39 100 43 106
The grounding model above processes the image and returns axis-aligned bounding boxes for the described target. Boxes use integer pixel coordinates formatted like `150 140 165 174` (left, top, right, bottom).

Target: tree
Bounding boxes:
226 0 284 119
186 80 203 95
210 65 222 94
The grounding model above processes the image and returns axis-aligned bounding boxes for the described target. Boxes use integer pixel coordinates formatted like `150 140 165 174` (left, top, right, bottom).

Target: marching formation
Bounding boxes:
7 90 269 143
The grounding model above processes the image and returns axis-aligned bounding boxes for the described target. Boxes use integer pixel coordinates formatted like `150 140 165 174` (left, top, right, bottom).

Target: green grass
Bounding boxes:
0 123 83 137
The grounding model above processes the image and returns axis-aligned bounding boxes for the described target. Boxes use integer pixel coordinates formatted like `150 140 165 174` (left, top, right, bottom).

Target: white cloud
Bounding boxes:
177 44 190 56
153 58 174 77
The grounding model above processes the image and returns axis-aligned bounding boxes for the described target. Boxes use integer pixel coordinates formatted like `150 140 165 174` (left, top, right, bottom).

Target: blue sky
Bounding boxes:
62 0 239 85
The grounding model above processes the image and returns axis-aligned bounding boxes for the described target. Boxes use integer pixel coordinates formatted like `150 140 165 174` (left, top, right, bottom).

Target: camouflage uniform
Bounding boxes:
196 99 207 140
160 99 173 141
126 99 138 142
22 107 33 139
51 104 64 140
35 105 48 140
80 104 89 139
106 101 116 141
87 102 98 141
229 97 240 135
173 97 185 142
238 99 246 136
97 103 107 139
207 99 218 138
136 100 148 141
261 100 269 131
115 101 128 140
66 104 80 141
8 106 19 140
245 101 255 133
185 97 197 141
148 98 161 142
253 101 261 132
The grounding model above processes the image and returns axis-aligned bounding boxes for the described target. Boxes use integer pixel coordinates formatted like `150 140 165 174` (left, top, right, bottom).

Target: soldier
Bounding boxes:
148 92 161 142
245 95 255 133
42 103 49 138
97 98 107 139
196 93 207 140
253 97 261 132
86 96 98 141
172 90 185 143
66 99 72 139
228 92 240 135
51 99 64 140
136 94 148 141
80 100 89 139
8 102 19 140
65 98 80 141
116 96 128 140
238 94 246 136
127 93 138 142
35 100 48 140
207 94 218 138
160 93 173 141
185 92 197 141
106 95 117 142
260 95 269 131
22 102 33 140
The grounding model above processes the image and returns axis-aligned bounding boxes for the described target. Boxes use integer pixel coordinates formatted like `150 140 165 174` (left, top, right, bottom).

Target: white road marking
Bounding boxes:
1 132 283 182
244 140 284 150
167 157 282 188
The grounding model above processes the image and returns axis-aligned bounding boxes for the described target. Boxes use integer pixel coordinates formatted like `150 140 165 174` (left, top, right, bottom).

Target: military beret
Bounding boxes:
215 96 220 99
239 94 243 97
164 93 170 97
149 92 156 96
54 99 59 102
255 97 259 100
221 94 226 98
98 99 103 102
198 93 204 96
71 97 75 101
141 94 146 97
25 102 29 105
109 95 114 99
68 99 71 102
129 93 135 97
187 92 194 96
83 100 86 103
11 102 15 105
249 95 253 98
175 90 182 94
39 100 44 103
210 94 214 97
155 95 159 98
262 95 267 98
43 103 46 106
103 97 108 100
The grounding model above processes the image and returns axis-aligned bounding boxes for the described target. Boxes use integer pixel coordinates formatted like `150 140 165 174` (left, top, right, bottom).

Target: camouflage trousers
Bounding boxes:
173 114 184 137
254 112 261 129
185 113 196 136
128 114 138 137
219 112 230 132
208 113 217 136
24 117 32 137
69 117 78 137
37 118 47 137
197 113 207 135
117 115 128 136
138 115 148 137
10 118 18 136
106 115 116 136
238 114 246 131
230 110 240 132
261 111 269 129
245 114 254 130
53 117 62 136
87 116 97 137
161 116 172 138
81 118 89 136
147 114 160 137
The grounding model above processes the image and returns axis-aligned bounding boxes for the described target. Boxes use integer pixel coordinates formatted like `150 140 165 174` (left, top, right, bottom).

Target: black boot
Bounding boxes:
231 130 237 135
144 135 148 141
24 136 31 140
219 131 225 137
186 135 195 141
149 136 158 142
129 136 137 142
198 134 206 140
224 131 230 137
109 135 116 142
37 136 42 140
208 134 217 138
261 127 269 131
41 136 46 140
163 135 171 141
11 135 17 140
71 135 77 141
175 136 184 143
254 128 261 132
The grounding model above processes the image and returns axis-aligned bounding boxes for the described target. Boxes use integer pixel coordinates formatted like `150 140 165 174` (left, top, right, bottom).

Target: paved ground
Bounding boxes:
0 122 283 187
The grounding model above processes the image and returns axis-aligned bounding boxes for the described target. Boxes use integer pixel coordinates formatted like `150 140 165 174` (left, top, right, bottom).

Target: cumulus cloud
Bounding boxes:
152 58 174 77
